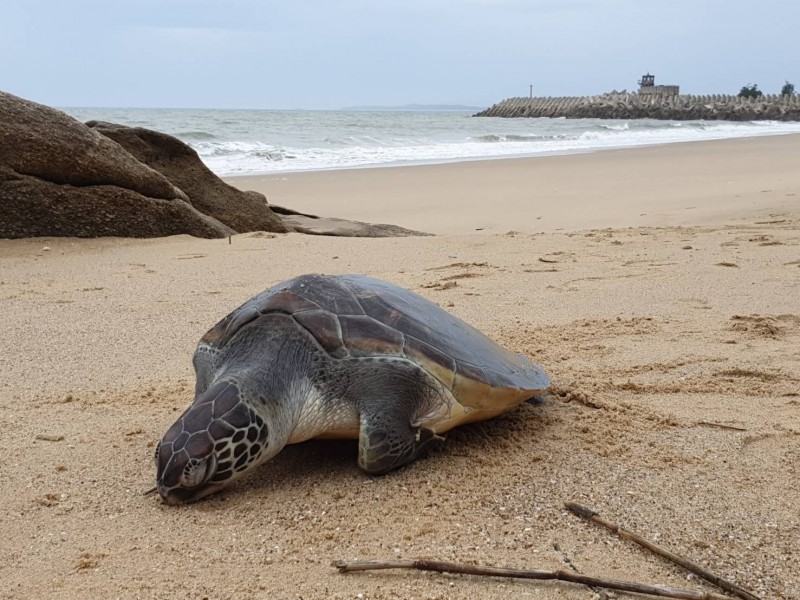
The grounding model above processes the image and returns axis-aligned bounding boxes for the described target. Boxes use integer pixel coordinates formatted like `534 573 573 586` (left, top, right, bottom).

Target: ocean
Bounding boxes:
62 107 800 177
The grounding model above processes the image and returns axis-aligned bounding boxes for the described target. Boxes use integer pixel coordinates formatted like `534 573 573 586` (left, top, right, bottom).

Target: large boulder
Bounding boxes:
0 91 233 239
87 121 290 234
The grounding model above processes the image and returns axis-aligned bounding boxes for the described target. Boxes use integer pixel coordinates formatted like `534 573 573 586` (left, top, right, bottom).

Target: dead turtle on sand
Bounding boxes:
154 274 550 504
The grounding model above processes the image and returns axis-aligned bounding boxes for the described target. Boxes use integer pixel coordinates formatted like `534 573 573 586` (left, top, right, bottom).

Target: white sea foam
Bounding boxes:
63 107 800 176
197 119 800 175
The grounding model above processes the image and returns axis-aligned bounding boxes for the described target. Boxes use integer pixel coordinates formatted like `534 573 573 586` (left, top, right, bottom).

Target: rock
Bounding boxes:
0 91 233 239
0 92 185 200
269 205 430 237
1 169 233 239
87 122 291 234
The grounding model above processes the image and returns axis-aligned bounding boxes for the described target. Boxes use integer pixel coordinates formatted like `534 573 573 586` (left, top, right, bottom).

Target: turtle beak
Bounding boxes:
157 479 224 505
156 453 220 505
157 482 181 505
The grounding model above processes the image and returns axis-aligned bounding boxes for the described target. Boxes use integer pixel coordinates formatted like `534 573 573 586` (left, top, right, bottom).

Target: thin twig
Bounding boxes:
565 502 760 600
142 486 157 496
696 421 748 432
332 559 731 600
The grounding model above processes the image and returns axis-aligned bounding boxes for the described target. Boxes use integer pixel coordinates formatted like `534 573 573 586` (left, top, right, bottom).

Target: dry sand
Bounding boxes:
1 136 799 599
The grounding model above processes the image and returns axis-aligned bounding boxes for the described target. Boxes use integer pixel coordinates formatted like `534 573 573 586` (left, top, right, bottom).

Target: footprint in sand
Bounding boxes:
424 262 496 290
728 314 800 338
524 267 558 273
440 272 483 282
421 280 458 291
748 234 785 247
426 261 491 271
679 298 712 310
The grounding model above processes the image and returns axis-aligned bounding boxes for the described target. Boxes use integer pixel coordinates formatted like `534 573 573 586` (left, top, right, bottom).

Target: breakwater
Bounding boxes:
475 93 800 121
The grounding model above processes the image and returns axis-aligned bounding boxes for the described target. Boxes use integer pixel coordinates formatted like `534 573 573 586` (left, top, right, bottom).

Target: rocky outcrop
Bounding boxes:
87 121 290 234
0 90 429 240
476 93 800 120
0 91 234 239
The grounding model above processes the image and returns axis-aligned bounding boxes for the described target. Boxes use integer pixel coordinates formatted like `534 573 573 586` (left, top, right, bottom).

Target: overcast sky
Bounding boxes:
2 0 798 109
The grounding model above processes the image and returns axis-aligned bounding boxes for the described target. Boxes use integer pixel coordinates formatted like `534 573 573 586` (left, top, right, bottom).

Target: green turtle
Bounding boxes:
154 274 549 504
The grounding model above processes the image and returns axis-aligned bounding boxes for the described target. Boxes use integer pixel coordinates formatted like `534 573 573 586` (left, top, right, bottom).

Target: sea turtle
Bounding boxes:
154 274 550 504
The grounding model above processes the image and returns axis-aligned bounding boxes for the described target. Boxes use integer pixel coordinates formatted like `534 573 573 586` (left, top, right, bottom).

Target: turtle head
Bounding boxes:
154 380 272 504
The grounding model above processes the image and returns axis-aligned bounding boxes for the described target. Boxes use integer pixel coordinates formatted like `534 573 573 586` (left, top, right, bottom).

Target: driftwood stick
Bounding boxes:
696 421 748 432
332 559 731 600
565 502 760 600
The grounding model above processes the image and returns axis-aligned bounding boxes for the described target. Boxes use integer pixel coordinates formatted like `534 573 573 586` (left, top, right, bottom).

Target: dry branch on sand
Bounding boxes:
332 501 763 600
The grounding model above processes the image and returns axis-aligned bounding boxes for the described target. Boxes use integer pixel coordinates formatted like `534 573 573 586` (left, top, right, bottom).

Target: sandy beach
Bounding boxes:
1 136 799 599
231 135 800 235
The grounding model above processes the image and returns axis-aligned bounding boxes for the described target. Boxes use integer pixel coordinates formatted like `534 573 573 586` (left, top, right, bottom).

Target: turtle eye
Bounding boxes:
153 441 161 465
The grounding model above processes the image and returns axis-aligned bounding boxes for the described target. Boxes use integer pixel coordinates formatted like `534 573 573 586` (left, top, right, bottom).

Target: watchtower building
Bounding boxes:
638 73 679 95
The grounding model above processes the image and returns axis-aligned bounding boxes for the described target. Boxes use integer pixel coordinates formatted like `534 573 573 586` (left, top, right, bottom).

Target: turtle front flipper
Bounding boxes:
358 415 444 474
347 358 446 475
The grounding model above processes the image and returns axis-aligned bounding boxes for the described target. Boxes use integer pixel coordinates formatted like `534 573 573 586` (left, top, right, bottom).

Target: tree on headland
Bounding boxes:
781 81 795 96
738 84 763 99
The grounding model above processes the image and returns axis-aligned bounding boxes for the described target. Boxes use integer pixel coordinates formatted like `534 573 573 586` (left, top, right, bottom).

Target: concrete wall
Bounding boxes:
640 85 680 95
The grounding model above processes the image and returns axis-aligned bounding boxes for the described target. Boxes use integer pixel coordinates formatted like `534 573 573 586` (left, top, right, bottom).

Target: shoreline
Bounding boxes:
219 128 800 179
222 129 800 179
225 133 800 236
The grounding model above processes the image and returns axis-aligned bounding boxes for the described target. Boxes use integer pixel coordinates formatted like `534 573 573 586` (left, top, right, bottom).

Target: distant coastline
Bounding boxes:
341 103 483 112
